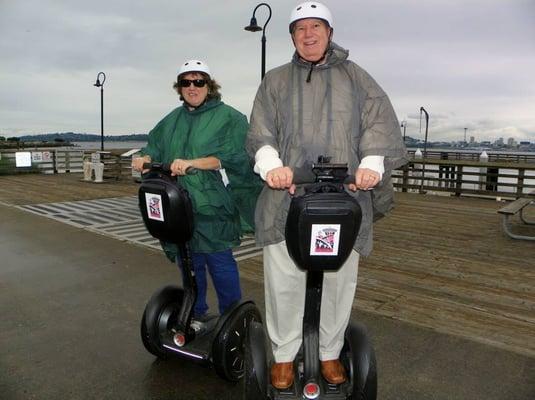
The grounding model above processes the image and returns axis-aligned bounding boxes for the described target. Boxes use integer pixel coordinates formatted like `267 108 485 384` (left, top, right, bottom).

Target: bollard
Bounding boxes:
93 162 104 183
478 151 488 190
83 161 93 181
411 148 423 192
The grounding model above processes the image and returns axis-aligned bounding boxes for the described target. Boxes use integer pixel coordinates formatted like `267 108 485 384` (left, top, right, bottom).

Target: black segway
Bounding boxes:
243 157 377 399
138 162 261 381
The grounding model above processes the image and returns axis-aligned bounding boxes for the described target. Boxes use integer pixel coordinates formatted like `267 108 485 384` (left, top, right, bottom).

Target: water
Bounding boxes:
72 141 147 150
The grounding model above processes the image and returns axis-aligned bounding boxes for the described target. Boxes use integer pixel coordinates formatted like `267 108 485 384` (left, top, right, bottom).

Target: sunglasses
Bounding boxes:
179 79 207 88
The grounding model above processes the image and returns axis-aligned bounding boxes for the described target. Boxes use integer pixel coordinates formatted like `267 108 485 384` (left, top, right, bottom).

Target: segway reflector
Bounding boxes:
303 382 320 399
173 332 186 347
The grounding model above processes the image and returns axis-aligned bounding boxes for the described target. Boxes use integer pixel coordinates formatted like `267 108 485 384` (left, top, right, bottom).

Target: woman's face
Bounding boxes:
179 72 208 107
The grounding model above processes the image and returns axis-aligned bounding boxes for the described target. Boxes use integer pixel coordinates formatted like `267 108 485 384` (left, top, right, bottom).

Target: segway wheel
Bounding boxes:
140 285 184 359
212 302 262 382
343 323 378 400
242 321 268 399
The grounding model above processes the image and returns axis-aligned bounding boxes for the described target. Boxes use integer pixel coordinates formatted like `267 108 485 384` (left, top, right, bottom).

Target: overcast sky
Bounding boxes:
1 0 534 142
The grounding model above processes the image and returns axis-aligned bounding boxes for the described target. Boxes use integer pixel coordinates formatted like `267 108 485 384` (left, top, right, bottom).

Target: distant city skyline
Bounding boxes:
1 1 534 142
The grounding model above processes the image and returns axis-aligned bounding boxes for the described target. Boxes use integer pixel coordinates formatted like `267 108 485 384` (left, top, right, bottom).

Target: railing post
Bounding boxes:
402 163 409 193
455 165 463 197
65 151 70 173
53 150 58 174
517 169 525 198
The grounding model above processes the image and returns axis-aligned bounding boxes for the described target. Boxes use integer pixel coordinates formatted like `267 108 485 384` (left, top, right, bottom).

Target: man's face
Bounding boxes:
291 18 331 62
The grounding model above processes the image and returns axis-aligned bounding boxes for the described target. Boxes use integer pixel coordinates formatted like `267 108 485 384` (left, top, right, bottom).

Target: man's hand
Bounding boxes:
131 156 151 173
170 159 194 176
349 168 380 192
266 166 296 194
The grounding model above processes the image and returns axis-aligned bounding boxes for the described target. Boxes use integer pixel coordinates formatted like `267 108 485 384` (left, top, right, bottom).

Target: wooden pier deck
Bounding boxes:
241 192 535 357
2 173 534 358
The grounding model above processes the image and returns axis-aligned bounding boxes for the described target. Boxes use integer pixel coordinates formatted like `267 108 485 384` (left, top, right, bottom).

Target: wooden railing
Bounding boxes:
406 150 535 163
0 149 135 179
2 149 535 197
393 158 535 198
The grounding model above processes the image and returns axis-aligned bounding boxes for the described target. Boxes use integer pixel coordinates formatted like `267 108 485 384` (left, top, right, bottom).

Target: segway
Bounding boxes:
243 156 377 399
138 162 261 381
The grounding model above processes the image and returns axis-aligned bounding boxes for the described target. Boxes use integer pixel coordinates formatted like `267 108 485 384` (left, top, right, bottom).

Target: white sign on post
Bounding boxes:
32 152 43 162
15 152 32 167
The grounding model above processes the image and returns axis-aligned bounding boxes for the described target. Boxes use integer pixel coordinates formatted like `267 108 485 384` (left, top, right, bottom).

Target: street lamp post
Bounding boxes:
244 3 272 80
419 107 429 193
93 72 106 151
401 120 407 142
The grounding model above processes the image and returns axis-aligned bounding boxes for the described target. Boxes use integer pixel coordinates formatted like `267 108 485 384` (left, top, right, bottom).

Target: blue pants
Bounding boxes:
180 249 242 317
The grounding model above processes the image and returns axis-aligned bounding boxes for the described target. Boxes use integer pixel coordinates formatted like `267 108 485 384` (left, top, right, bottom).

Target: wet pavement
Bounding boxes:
1 203 534 400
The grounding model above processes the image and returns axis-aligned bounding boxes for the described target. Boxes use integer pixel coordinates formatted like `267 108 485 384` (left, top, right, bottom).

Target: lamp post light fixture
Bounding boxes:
93 72 106 151
400 120 407 142
244 2 272 80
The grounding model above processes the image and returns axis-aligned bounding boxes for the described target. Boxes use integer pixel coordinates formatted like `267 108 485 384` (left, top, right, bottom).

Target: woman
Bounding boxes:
132 59 261 321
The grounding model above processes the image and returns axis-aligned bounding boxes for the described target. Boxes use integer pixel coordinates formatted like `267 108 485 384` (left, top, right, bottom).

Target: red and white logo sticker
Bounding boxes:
145 193 164 221
310 224 341 256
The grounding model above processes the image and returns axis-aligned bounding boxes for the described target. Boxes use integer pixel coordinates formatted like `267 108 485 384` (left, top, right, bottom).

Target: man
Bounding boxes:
246 1 407 390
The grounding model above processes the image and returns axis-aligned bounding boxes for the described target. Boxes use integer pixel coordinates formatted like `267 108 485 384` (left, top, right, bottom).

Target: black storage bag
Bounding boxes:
138 171 194 245
285 183 362 272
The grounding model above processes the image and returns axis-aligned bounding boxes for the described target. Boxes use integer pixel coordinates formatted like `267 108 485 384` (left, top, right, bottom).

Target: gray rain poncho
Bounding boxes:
246 42 407 256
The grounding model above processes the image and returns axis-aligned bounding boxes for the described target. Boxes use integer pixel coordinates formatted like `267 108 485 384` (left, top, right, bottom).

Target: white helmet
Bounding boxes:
178 59 211 77
289 1 333 32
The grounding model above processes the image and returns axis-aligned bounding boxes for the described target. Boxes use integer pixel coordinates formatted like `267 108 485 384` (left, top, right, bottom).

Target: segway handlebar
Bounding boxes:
291 156 356 185
142 162 198 175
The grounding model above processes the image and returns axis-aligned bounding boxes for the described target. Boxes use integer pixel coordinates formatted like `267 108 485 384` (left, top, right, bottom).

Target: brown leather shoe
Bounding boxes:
271 361 294 389
321 359 347 384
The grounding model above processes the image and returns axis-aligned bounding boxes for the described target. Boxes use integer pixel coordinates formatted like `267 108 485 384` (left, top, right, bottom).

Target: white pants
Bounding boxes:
264 241 359 362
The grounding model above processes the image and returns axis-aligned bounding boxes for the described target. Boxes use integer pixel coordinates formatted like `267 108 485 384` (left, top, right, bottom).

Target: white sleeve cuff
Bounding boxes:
254 145 283 181
358 155 384 180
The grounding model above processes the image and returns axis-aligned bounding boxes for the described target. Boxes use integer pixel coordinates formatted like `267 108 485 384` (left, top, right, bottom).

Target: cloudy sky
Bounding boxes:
1 0 534 142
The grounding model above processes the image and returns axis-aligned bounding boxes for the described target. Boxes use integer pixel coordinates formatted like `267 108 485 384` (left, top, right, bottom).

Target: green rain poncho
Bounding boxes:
140 99 262 259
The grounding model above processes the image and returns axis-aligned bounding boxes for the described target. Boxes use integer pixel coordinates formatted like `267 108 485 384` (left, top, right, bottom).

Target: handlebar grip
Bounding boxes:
142 162 198 175
142 162 171 172
184 166 198 175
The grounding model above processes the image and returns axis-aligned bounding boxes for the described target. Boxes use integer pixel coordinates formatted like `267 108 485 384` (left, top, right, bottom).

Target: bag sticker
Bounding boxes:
310 224 341 256
145 193 164 222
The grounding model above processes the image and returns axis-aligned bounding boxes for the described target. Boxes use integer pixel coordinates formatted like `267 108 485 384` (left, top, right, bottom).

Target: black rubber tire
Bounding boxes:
212 302 262 382
343 323 378 400
242 321 268 399
140 285 184 359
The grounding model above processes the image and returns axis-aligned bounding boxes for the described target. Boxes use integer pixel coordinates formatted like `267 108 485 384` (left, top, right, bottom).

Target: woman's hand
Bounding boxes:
131 156 151 173
170 158 194 176
266 166 296 194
